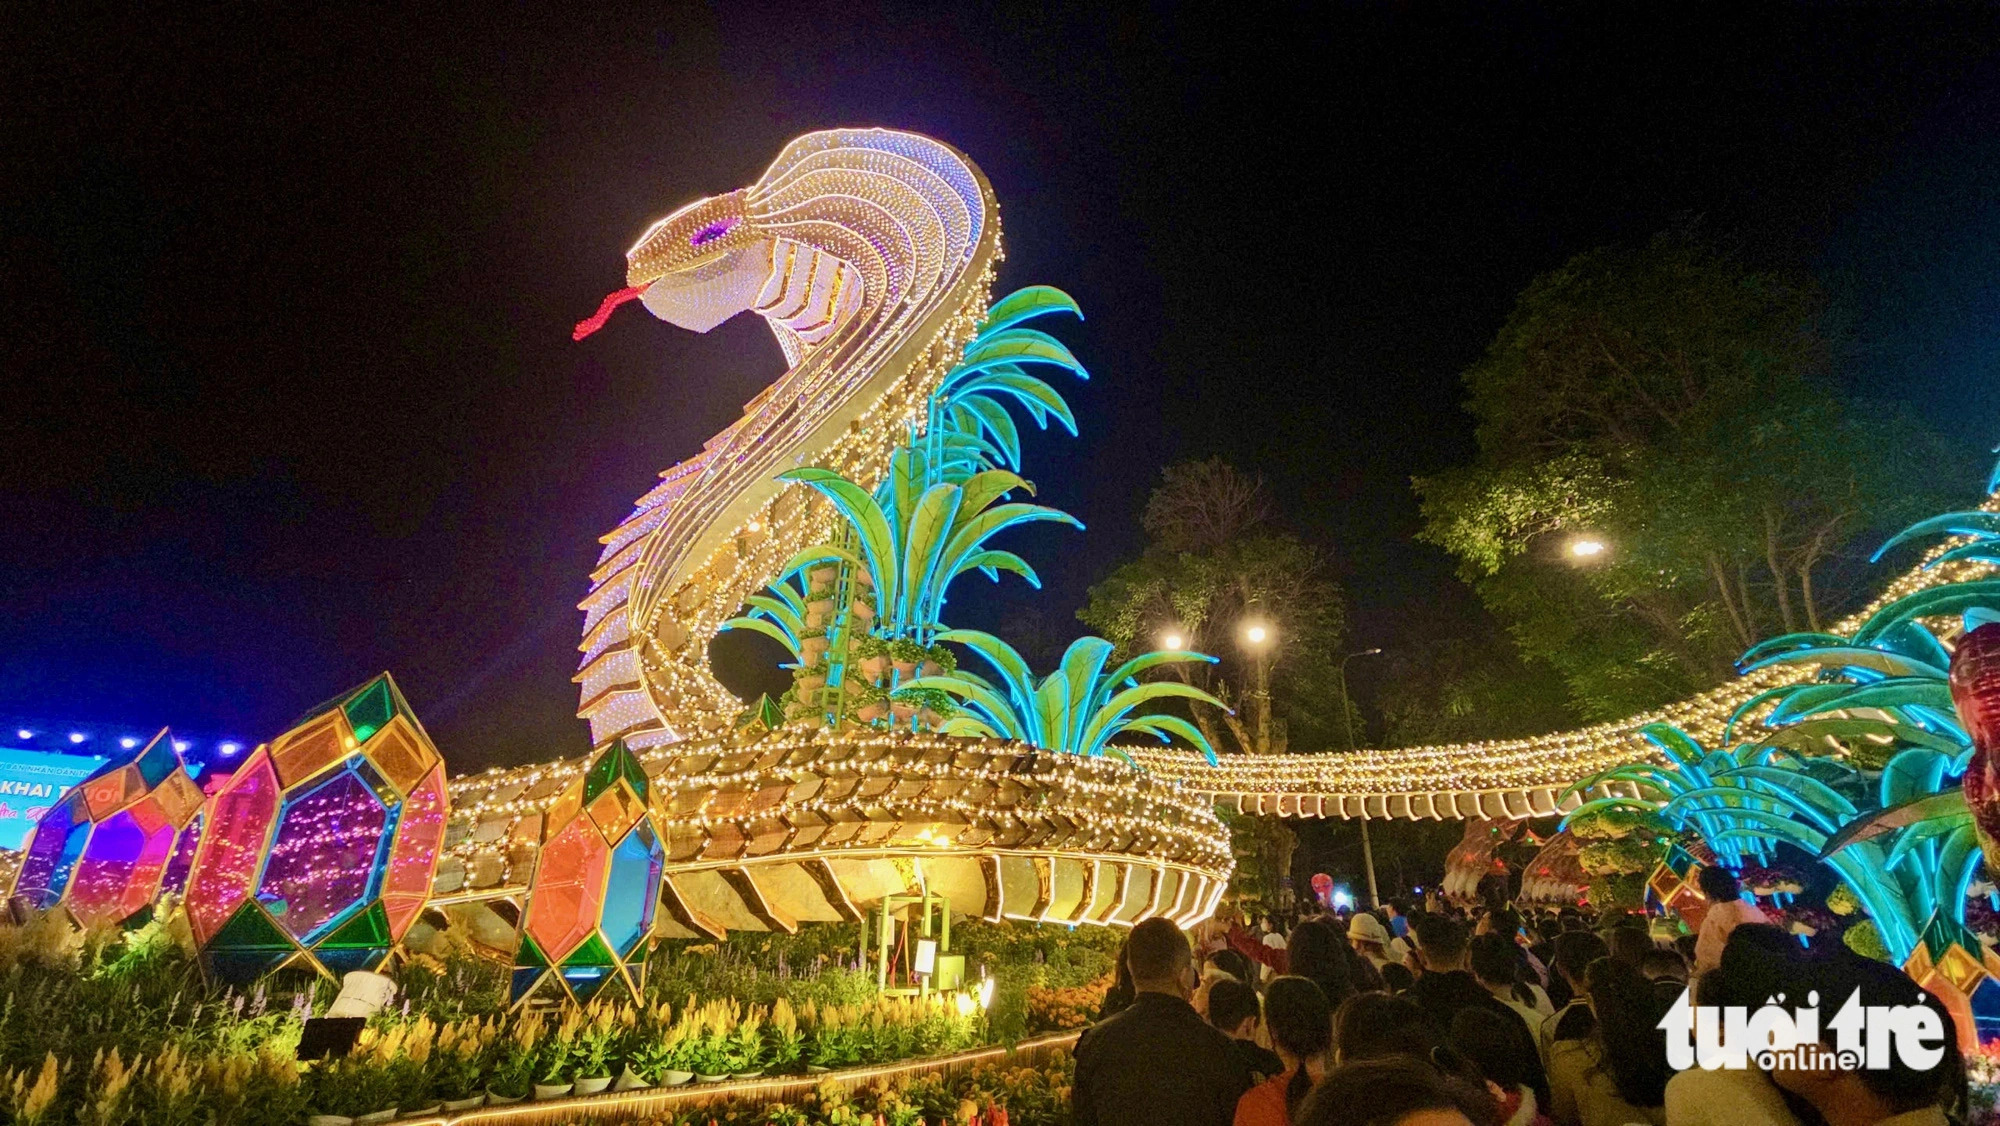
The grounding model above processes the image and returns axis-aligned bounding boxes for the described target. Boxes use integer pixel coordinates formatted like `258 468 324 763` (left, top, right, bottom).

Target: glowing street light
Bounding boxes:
1244 623 1271 646
1161 632 1185 651
1568 537 1608 560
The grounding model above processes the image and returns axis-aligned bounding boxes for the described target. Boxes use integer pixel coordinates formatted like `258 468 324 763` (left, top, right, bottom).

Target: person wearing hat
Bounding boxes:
1346 912 1414 991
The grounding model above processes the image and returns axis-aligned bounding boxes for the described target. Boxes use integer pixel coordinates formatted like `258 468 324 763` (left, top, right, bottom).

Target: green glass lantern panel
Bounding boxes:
319 901 390 951
516 932 550 968
512 967 547 999
563 931 615 969
619 747 649 803
343 678 395 743
582 745 622 804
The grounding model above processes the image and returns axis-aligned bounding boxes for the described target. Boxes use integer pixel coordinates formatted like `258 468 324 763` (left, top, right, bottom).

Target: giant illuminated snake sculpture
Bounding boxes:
433 129 1992 949
435 130 1230 945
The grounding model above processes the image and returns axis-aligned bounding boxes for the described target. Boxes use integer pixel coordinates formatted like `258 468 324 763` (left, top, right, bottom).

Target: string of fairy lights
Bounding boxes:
1129 492 2000 806
436 730 1232 908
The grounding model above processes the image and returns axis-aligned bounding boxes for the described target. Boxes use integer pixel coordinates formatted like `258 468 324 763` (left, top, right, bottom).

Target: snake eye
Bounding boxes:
690 219 736 248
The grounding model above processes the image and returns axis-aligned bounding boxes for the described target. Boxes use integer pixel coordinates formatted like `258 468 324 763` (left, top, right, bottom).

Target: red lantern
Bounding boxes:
1950 623 2000 863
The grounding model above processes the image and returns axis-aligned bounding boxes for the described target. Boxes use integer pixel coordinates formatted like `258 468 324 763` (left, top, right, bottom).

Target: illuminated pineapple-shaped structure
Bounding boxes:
10 729 204 928
511 738 664 1004
183 674 447 982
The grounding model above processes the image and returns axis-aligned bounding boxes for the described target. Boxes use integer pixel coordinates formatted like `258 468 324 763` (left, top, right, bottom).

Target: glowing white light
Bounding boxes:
744 520 762 534
14 730 30 741
1331 888 1353 909
219 742 241 755
68 732 86 744
173 740 191 753
1245 625 1270 645
119 737 139 749
1569 538 1607 559
979 976 997 1009
1162 633 1185 651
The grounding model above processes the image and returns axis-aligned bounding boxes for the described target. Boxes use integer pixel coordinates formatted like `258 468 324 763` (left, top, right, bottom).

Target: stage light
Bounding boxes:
68 732 86 744
120 737 139 749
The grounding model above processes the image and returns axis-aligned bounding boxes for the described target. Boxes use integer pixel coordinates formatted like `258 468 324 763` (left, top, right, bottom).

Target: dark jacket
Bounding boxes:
1405 969 1550 1103
1073 992 1253 1126
1229 1036 1286 1084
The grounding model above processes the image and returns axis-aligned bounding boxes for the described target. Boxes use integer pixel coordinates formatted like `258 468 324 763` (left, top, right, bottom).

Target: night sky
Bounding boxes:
6 5 1998 771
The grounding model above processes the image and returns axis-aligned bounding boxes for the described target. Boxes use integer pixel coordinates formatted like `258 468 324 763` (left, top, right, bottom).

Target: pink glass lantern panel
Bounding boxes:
256 766 390 944
381 766 446 939
66 801 176 927
186 752 280 945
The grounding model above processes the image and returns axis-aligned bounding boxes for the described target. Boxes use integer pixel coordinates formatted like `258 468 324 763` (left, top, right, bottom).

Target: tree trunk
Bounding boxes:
1707 552 1754 649
1764 506 1797 634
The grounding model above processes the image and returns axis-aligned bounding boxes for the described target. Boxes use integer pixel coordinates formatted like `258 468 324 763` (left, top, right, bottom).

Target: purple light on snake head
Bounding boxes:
690 218 736 248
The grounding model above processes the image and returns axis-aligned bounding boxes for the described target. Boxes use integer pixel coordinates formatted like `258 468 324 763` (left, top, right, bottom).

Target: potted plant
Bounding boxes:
729 1007 765 1079
768 998 804 1074
806 563 839 594
486 1015 540 1105
432 1018 492 1111
855 636 890 682
571 1008 617 1096
533 1024 575 1100
853 688 889 724
889 638 927 679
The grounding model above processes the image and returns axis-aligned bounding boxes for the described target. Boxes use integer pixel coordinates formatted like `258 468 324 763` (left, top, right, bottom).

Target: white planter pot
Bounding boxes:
307 1116 354 1126
399 1105 440 1119
613 1066 651 1092
661 1069 695 1086
484 1089 524 1105
532 1082 573 1100
442 1096 486 1111
695 1073 728 1084
573 1075 613 1095
732 1070 764 1080
355 1112 397 1125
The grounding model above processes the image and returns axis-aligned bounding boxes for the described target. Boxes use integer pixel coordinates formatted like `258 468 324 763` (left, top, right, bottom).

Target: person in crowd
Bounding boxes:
1072 917 1252 1126
1209 977 1285 1082
1546 957 1669 1126
1638 947 1688 1008
1692 865 1768 973
1234 976 1334 1126
1539 930 1608 1057
1671 933 1697 968
1286 917 1359 1010
1405 916 1550 1105
1450 1006 1555 1126
1260 915 1289 982
1098 936 1136 1020
1335 991 1441 1063
1211 947 1255 984
1387 898 1413 941
1769 952 1964 1126
1531 919 1567 1007
1470 932 1554 1028
1297 1057 1495 1126
1349 912 1414 991
1605 924 1654 970
1663 924 1814 1126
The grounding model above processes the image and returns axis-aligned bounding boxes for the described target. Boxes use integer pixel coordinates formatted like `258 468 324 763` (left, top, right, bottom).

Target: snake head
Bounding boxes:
620 190 769 333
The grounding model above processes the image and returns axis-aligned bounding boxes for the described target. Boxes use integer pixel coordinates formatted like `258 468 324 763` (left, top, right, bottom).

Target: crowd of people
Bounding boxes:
1070 866 1966 1126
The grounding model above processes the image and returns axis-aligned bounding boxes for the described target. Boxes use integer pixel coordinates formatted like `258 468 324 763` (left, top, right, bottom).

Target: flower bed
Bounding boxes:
0 910 1096 1123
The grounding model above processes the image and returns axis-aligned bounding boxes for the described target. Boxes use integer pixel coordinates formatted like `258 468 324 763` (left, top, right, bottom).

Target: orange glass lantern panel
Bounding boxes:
523 817 610 962
382 766 447 937
270 715 349 790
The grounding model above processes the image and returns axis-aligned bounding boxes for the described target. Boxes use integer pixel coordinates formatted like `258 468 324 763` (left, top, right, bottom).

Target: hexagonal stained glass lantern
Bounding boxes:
9 729 204 928
183 674 448 983
512 739 663 1004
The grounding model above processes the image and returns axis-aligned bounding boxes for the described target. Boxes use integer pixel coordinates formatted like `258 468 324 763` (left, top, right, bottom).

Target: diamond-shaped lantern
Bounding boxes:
9 729 205 928
183 674 448 983
512 739 663 1004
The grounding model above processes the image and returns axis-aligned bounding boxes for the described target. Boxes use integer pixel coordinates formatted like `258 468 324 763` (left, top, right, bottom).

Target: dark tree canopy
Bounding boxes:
1416 229 1969 721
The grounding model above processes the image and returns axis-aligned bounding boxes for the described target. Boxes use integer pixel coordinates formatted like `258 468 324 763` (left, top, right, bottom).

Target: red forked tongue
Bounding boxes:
572 285 647 341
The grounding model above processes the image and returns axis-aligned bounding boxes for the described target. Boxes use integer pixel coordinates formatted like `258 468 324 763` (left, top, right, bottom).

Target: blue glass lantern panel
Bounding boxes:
256 765 391 944
602 821 663 958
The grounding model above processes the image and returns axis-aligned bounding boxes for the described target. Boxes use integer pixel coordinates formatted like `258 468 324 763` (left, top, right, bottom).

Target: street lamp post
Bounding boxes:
1243 621 1274 754
1337 647 1384 909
